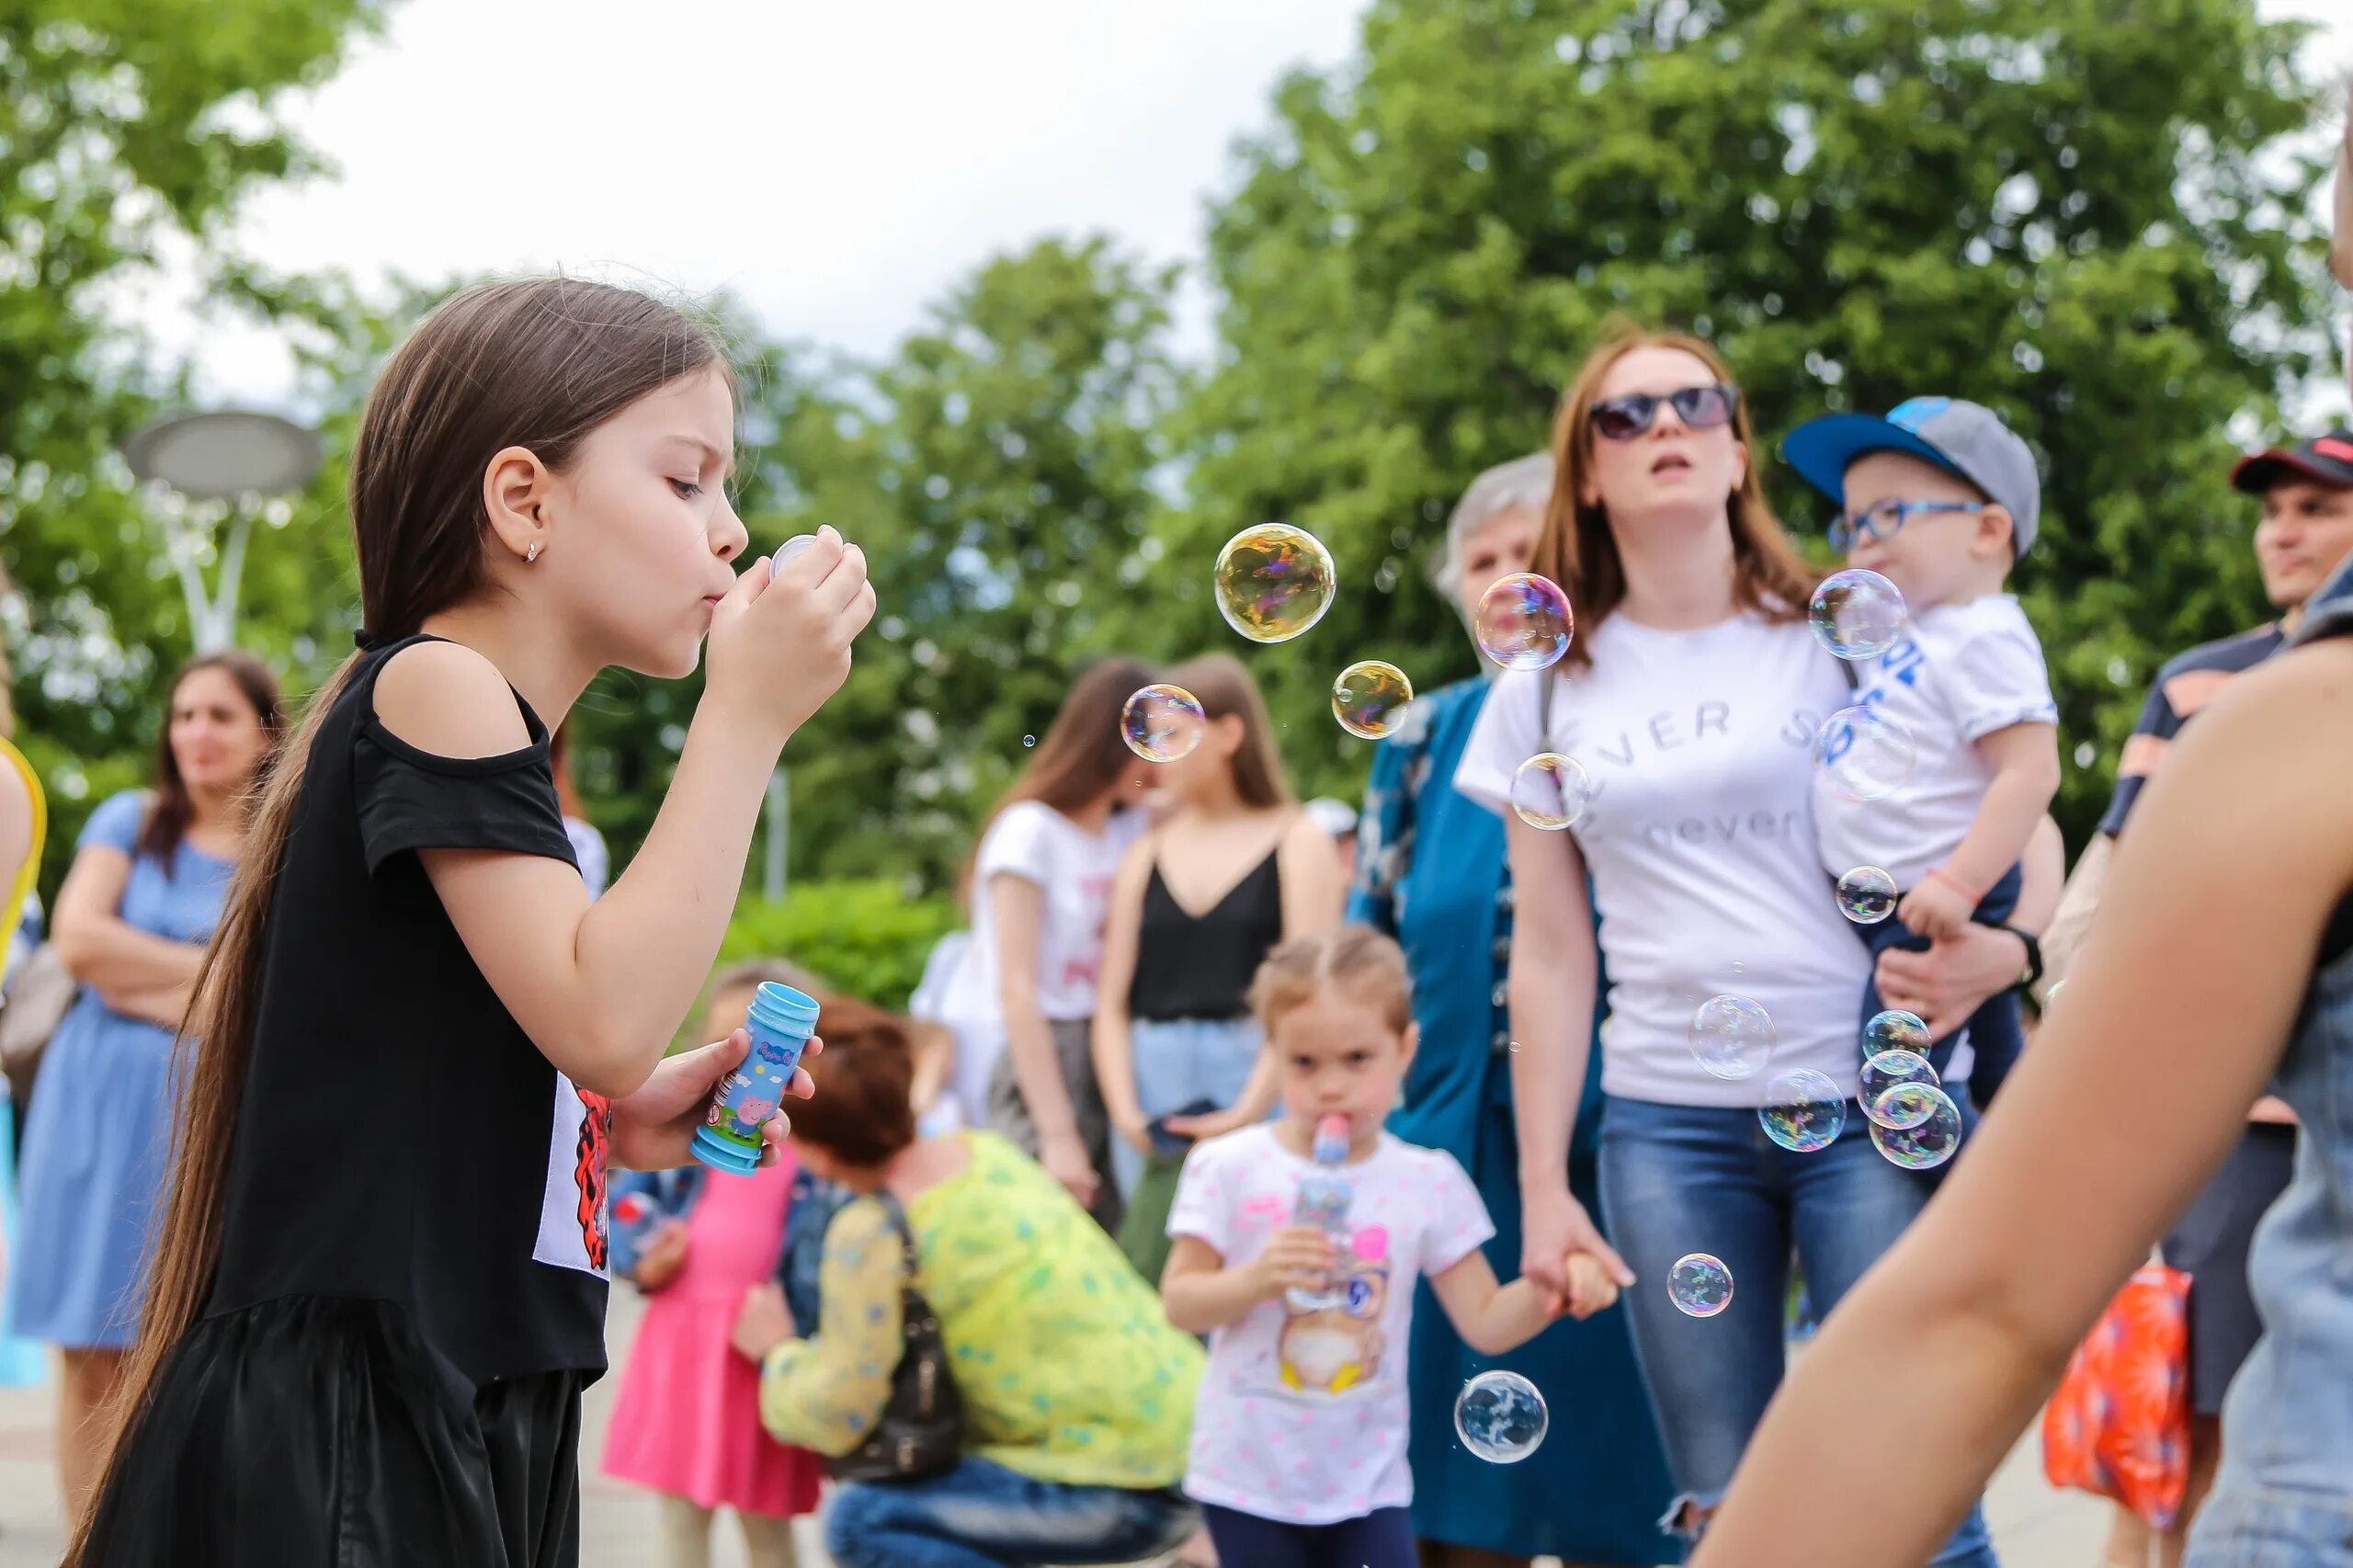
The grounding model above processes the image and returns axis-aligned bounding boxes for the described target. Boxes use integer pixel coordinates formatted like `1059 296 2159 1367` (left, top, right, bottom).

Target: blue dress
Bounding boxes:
1350 679 1678 1562
6 790 233 1348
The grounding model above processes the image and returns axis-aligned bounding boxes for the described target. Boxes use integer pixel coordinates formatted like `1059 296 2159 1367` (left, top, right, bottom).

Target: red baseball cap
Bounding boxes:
2231 429 2353 494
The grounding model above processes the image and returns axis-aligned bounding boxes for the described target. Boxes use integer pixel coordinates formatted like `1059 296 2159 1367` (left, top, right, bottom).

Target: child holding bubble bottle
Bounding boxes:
1784 397 2061 1111
64 278 873 1568
603 960 825 1568
1162 926 1619 1568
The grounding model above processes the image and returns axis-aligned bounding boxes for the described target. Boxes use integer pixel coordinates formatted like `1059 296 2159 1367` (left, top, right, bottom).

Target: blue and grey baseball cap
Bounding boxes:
1785 396 2042 556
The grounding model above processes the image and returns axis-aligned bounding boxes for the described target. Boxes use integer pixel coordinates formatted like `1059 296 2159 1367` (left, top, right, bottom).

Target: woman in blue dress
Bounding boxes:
1349 455 1677 1568
7 651 280 1515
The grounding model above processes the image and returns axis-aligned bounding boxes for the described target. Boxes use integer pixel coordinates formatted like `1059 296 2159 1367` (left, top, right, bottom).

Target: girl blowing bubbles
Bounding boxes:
1162 926 1618 1568
65 279 874 1568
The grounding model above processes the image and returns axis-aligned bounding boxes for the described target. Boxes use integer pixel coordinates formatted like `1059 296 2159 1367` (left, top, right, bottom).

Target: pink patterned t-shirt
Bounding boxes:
1166 1123 1494 1524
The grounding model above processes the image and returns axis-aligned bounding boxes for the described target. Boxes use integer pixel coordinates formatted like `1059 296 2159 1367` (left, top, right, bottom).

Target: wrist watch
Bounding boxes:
1996 924 2044 992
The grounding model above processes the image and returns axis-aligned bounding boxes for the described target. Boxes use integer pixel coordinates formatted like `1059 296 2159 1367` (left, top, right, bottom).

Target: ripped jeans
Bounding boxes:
824 1457 1198 1568
1598 1094 1999 1567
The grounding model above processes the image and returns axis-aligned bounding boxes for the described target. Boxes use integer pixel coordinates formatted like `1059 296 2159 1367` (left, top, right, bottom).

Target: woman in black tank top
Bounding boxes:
1091 655 1344 1207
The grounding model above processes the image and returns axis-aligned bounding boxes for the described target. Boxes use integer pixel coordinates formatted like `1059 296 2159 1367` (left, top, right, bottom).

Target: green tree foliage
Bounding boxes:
719 879 961 1014
1171 0 2338 840
756 235 1183 890
0 0 382 886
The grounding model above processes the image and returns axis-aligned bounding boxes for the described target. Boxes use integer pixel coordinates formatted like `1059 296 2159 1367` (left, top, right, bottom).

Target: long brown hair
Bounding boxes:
1532 326 1814 670
980 655 1154 833
134 651 285 869
1162 653 1292 809
68 279 729 1559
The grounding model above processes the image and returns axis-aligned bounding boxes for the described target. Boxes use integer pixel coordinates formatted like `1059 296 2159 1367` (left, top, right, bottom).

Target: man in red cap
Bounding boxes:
2047 424 2353 1564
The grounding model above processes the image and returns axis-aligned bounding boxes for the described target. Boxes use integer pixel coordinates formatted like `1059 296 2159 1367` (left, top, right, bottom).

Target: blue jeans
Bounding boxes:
1110 1015 1264 1199
1200 1502 1415 1567
1859 862 2024 1108
824 1457 1198 1568
1597 1095 1999 1567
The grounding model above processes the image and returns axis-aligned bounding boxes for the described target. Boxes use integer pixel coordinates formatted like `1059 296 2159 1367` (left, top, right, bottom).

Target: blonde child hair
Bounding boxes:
1248 926 1414 1038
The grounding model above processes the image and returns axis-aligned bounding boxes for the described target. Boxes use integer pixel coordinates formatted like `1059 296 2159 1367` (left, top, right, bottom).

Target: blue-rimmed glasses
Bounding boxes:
1830 497 1984 552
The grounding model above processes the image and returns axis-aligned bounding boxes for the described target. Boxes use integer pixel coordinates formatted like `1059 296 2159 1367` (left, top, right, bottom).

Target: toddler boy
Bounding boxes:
1786 397 2061 1108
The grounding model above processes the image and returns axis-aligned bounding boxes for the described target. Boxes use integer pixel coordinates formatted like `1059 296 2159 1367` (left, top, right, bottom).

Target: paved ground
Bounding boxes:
0 1294 2111 1566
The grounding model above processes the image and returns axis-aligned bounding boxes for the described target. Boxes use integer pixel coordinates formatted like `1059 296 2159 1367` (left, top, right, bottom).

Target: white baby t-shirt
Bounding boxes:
1456 611 1870 1105
1813 594 2056 892
1169 1124 1493 1526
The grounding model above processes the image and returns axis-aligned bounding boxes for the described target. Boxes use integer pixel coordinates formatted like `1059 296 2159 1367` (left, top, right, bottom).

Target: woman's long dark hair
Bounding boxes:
134 651 285 870
68 279 730 1560
984 656 1154 825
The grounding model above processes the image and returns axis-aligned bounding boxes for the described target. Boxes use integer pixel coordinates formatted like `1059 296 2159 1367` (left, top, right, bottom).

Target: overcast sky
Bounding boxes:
142 0 2345 409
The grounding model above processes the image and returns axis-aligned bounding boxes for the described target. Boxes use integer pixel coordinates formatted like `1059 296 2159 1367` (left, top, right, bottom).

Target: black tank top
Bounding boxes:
1128 839 1285 1021
204 634 607 1386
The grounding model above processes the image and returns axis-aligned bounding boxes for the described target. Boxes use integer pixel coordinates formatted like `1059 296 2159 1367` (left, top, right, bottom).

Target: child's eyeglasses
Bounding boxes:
1589 384 1741 441
1829 497 1984 552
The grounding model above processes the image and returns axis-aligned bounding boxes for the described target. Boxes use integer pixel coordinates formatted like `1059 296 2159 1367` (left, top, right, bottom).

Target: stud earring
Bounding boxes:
525 540 542 563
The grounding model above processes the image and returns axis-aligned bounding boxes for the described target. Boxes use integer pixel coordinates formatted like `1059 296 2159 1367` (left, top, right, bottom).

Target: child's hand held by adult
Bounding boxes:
1896 875 1974 944
1559 1250 1622 1320
730 1281 796 1362
703 524 877 749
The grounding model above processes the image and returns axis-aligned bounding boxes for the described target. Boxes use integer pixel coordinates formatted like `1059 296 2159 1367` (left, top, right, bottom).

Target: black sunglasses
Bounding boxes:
1589 384 1741 441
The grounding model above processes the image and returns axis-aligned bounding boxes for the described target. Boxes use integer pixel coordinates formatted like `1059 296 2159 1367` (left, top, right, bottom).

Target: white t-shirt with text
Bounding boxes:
1455 611 1870 1105
949 801 1144 1025
1168 1124 1493 1525
1814 594 2057 891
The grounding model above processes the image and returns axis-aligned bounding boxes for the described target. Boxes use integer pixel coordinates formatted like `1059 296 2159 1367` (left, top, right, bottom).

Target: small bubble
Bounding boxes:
1509 753 1595 831
1474 573 1574 670
1688 995 1775 1081
1453 1370 1548 1463
1120 685 1206 764
1213 523 1336 643
1836 865 1897 923
1021 734 1036 748
1758 1067 1846 1152
1859 1050 1939 1126
1814 706 1916 801
1809 568 1907 659
1870 1085 1963 1169
1669 1253 1734 1317
1332 660 1415 739
1863 1009 1931 1056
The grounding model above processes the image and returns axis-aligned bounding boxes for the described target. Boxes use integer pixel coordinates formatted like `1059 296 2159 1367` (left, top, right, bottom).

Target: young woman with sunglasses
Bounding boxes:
1454 330 2055 1562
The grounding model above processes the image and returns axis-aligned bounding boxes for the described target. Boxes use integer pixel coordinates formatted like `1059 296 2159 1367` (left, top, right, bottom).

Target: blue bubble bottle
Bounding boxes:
1285 1113 1354 1312
691 982 818 1175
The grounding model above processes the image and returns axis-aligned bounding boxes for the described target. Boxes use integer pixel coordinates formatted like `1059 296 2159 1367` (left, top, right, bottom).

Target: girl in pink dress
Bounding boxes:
604 963 823 1568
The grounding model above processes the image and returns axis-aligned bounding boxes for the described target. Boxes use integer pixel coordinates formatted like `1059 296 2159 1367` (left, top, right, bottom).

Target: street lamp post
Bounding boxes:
123 409 323 654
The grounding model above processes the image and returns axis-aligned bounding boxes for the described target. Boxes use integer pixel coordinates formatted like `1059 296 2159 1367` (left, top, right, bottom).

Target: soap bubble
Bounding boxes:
1809 568 1907 660
1859 1050 1939 1127
1813 705 1916 802
1870 1081 1945 1133
1870 1085 1963 1169
1509 753 1595 832
1836 865 1897 924
1332 661 1415 739
1758 1067 1847 1153
1474 573 1574 671
1021 734 1036 748
1669 1254 1735 1318
1213 523 1336 643
1863 1009 1931 1057
1120 684 1205 764
1688 994 1775 1081
1454 1370 1549 1463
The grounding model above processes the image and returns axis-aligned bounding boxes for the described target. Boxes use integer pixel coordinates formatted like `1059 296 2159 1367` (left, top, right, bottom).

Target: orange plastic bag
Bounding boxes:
2041 1263 2191 1528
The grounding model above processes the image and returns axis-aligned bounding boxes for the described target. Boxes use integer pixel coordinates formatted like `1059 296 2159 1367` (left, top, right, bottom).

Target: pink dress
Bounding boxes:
601 1154 823 1517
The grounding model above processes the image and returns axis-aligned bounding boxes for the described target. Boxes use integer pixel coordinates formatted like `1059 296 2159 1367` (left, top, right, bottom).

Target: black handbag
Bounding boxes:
822 1192 963 1483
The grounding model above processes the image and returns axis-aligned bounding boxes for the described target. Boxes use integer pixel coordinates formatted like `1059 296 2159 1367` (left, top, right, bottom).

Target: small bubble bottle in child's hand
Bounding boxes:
691 982 819 1175
1285 1113 1355 1312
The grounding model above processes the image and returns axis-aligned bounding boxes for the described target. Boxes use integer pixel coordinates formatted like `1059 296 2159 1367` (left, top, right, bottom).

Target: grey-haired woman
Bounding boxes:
1346 455 1675 1567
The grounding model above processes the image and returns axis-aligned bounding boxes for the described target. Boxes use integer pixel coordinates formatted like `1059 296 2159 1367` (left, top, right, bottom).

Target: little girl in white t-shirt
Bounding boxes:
1161 926 1620 1566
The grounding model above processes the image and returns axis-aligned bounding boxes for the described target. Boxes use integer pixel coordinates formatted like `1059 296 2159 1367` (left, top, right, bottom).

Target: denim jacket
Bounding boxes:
2187 559 2353 1564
